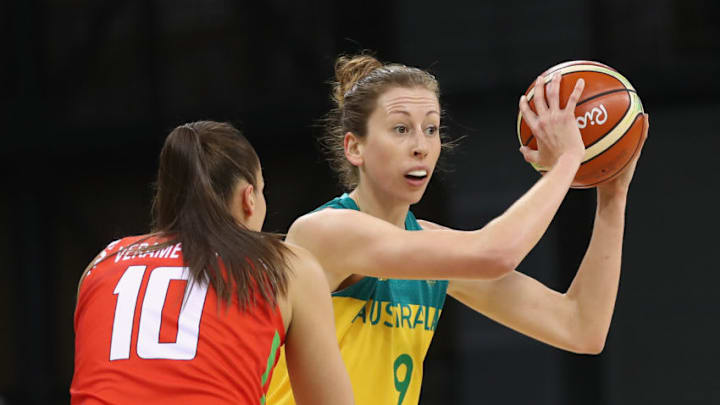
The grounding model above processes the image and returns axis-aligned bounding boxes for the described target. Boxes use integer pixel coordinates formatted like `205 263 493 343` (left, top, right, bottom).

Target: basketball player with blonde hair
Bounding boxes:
267 54 649 405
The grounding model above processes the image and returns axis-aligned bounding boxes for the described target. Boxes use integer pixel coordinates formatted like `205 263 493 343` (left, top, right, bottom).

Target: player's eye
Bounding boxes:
394 125 409 134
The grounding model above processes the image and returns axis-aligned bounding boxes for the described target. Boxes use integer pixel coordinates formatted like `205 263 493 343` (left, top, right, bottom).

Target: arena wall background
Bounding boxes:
1 1 718 403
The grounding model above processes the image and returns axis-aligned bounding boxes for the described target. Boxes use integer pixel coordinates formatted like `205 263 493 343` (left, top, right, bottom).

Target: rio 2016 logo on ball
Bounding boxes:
517 60 646 189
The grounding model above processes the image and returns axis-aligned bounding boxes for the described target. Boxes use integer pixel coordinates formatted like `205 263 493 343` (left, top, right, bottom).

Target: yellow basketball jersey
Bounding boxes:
267 194 448 405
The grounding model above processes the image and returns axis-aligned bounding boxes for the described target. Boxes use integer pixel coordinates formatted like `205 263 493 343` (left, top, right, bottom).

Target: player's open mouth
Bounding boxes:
404 169 428 180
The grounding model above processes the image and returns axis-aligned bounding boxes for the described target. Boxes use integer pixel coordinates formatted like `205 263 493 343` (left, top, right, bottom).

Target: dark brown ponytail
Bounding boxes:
152 121 290 308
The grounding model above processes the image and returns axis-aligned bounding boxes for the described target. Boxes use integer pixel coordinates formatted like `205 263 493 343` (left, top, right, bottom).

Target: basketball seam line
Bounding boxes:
523 69 631 101
521 89 637 147
581 111 640 167
543 62 616 78
582 93 633 151
536 112 643 184
579 112 645 187
577 88 636 107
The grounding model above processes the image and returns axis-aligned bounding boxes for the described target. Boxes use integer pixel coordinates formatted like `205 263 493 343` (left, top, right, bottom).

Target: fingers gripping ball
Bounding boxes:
517 60 646 188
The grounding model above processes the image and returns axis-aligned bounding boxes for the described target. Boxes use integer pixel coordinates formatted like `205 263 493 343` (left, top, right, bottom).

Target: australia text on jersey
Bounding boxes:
351 300 441 331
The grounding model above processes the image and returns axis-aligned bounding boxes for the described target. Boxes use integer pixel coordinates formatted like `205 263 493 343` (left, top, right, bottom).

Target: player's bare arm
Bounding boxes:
283 244 354 405
427 118 648 354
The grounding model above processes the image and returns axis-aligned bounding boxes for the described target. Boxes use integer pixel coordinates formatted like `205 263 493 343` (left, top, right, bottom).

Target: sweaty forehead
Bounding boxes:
379 88 439 114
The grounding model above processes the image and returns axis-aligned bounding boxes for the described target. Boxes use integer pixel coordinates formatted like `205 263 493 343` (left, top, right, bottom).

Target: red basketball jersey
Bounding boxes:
71 235 286 405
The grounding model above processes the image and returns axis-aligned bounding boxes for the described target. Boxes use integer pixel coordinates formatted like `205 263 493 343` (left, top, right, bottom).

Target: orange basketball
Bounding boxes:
517 60 646 188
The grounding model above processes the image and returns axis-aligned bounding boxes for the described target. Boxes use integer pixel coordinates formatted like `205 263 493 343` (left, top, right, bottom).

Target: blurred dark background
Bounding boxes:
1 0 719 404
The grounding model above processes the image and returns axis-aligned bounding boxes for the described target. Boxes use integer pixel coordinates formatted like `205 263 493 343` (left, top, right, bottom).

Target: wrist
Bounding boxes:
597 184 629 202
558 151 583 167
597 188 627 212
552 153 582 177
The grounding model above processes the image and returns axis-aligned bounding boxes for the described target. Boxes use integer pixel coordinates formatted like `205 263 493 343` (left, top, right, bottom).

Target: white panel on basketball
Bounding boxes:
583 90 643 162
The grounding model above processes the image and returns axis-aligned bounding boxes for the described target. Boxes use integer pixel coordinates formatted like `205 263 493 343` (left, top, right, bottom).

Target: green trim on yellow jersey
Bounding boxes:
315 193 423 230
267 194 448 405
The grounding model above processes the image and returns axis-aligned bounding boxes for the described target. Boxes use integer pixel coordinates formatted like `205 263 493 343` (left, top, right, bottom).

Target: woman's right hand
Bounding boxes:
518 73 586 170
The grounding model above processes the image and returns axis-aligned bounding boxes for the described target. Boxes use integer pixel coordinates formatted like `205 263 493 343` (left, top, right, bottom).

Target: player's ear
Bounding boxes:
344 132 364 167
242 184 255 217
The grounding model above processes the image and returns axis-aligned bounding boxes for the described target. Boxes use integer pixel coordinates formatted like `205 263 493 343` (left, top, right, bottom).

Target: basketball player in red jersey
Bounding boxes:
71 121 354 405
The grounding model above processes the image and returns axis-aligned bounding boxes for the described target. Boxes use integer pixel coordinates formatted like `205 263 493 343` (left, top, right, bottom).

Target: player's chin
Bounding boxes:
401 185 429 205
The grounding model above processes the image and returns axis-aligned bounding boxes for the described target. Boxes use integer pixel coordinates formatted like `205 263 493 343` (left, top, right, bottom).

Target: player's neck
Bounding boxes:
349 186 408 229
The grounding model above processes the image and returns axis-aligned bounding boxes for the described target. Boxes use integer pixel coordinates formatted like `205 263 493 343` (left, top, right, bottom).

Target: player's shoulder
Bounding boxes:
295 205 390 231
282 241 322 270
282 241 316 263
288 207 366 240
93 234 154 264
280 241 327 289
101 237 126 255
416 219 451 231
77 235 134 295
